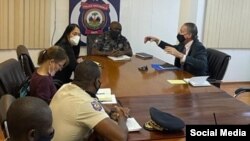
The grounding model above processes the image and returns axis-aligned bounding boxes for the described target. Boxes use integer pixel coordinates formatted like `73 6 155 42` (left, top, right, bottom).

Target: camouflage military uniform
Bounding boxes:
93 31 131 53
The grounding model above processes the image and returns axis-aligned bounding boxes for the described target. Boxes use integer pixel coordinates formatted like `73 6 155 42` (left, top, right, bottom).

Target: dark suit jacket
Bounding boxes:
158 38 208 76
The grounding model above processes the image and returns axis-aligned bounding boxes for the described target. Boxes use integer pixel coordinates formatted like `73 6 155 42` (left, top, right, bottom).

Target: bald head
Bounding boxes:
73 60 100 87
7 96 52 140
110 21 122 31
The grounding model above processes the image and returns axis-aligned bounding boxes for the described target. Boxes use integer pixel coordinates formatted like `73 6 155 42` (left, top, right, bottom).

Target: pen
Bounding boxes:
117 99 123 107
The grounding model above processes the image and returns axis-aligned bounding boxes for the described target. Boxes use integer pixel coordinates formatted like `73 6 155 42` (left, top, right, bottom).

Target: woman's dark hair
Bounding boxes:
184 22 198 39
55 23 80 45
37 46 69 66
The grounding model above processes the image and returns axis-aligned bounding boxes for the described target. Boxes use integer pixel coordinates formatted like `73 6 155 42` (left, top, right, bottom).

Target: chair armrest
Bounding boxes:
207 79 222 84
0 94 15 139
207 79 222 88
234 88 250 97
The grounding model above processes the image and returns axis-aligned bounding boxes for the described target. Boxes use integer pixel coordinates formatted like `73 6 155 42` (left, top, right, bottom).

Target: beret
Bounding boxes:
144 107 185 131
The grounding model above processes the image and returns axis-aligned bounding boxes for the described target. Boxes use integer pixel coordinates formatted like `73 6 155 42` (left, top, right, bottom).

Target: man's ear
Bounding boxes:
28 129 35 141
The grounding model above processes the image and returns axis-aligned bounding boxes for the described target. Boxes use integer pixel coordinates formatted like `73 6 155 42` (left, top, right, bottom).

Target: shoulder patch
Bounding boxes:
91 101 103 111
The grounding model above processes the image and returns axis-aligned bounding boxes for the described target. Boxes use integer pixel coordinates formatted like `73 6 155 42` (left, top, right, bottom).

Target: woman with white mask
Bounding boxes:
54 24 83 88
30 46 69 104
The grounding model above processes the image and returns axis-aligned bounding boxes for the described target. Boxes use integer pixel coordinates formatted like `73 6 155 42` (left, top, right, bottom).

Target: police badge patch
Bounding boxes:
91 101 103 111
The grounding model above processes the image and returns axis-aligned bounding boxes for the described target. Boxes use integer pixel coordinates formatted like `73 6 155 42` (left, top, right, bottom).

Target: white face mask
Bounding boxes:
48 63 56 76
69 35 80 46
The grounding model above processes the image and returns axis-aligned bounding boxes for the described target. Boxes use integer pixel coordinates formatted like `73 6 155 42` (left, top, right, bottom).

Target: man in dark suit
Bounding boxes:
144 22 208 76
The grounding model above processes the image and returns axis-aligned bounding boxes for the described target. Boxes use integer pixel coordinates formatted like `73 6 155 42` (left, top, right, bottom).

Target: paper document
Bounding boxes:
126 117 142 132
168 80 187 84
108 55 131 61
184 76 211 87
100 95 117 104
96 94 113 102
93 61 102 67
96 88 113 102
97 88 111 95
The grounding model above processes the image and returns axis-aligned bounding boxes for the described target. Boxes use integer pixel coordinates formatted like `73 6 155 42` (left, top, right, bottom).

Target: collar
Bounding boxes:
184 40 193 53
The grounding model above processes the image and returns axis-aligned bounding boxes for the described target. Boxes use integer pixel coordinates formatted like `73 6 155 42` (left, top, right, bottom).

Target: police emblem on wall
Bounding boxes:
69 0 120 44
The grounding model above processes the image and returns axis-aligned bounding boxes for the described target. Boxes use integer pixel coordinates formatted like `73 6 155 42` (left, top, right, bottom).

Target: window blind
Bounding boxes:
203 0 250 48
0 0 51 49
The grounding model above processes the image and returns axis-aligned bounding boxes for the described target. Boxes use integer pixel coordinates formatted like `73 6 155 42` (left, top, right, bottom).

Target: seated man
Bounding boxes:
92 21 133 57
6 96 54 141
144 22 208 76
50 60 129 141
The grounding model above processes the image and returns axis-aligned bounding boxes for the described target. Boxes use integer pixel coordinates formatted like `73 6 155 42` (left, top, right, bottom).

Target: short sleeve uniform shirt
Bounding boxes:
50 83 109 141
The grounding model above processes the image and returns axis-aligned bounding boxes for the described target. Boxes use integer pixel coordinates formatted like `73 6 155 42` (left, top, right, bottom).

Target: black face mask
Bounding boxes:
95 80 101 91
110 30 121 39
85 90 97 98
36 130 54 141
85 79 101 98
177 34 185 43
37 136 53 141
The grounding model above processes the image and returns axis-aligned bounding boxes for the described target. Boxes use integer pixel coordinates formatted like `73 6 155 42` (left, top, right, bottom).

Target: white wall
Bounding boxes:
120 0 180 64
0 0 249 82
220 49 250 81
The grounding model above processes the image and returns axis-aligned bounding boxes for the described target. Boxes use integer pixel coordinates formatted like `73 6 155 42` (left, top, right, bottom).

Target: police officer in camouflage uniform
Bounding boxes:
92 21 133 57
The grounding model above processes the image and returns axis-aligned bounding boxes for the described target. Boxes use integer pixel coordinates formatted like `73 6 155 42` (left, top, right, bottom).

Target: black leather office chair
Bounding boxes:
0 59 26 98
206 48 231 88
0 94 16 139
16 45 36 78
234 88 250 97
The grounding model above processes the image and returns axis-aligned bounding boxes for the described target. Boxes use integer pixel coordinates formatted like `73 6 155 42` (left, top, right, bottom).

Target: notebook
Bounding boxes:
96 88 113 102
100 95 117 104
184 76 211 87
151 63 179 71
135 52 153 59
126 117 142 132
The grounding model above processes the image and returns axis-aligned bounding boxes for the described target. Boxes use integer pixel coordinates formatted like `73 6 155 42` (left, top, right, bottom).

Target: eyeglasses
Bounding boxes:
56 63 64 70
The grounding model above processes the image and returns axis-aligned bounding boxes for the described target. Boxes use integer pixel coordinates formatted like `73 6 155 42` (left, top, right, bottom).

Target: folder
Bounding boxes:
151 63 179 71
107 55 131 61
184 76 211 87
127 117 142 132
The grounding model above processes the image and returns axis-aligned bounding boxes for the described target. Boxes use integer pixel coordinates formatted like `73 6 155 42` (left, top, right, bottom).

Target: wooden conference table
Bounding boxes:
83 55 250 141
